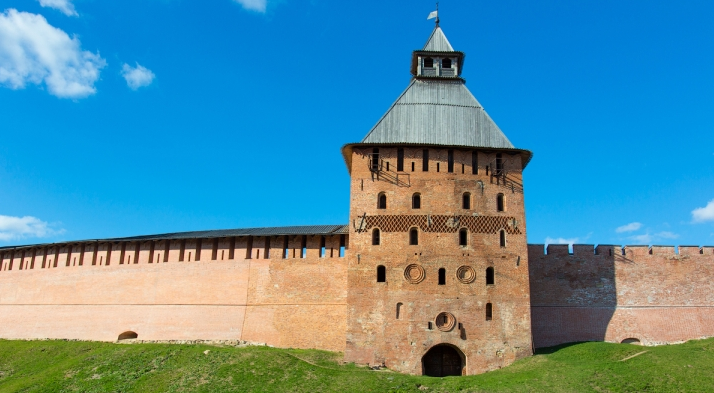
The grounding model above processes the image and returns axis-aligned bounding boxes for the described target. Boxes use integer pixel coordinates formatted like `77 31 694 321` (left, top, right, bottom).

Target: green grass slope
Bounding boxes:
1 338 713 392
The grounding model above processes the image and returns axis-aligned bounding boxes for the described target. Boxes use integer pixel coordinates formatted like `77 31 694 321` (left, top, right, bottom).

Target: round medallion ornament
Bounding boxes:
456 266 476 284
435 312 456 332
404 264 425 284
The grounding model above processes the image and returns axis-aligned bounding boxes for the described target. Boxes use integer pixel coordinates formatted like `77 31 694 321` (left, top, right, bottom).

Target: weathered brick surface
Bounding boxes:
529 244 714 348
344 147 532 375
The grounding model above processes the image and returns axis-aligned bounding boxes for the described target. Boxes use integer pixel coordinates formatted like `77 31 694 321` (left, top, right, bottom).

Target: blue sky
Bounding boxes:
1 0 713 248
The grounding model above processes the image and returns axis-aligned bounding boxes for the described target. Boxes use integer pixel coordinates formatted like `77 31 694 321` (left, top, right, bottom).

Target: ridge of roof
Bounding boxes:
422 26 454 52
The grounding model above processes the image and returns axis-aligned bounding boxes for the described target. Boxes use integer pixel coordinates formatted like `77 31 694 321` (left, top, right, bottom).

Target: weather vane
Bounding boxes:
427 2 440 27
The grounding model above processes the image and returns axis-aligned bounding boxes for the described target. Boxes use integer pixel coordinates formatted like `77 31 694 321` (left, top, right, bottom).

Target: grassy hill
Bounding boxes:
1 338 713 392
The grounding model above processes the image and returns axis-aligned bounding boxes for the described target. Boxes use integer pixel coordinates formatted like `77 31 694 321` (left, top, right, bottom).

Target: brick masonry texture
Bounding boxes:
1 146 714 375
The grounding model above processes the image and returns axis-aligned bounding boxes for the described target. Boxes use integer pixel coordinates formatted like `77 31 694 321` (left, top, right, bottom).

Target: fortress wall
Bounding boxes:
529 244 714 348
0 234 348 352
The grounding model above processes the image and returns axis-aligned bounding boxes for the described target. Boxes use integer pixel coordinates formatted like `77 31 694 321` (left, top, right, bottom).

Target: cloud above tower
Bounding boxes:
38 0 78 16
232 0 267 13
0 9 106 99
121 63 155 90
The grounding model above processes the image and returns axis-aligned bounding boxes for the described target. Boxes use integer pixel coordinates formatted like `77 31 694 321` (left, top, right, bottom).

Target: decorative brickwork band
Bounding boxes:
355 215 521 235
456 266 476 284
404 264 426 284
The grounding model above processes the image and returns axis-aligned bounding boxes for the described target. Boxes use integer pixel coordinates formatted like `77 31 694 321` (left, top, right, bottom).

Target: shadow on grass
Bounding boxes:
534 341 593 355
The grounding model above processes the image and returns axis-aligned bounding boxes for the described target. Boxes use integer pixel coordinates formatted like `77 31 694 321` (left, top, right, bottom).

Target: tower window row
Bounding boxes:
376 265 496 285
371 148 508 176
377 192 505 212
371 227 507 247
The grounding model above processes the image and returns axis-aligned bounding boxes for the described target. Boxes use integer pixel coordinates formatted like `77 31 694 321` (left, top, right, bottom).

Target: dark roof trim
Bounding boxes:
0 225 349 251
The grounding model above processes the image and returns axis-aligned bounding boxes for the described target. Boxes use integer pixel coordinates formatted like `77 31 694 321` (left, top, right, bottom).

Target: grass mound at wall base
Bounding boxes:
1 338 713 392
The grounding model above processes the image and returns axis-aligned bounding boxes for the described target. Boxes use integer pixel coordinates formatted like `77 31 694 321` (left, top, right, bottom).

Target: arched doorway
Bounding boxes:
421 344 464 377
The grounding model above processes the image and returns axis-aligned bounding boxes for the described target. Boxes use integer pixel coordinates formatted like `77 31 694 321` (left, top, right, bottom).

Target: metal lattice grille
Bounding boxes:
355 215 520 235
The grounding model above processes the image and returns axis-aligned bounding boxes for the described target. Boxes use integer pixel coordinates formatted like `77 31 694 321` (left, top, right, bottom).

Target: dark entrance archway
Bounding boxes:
421 344 464 377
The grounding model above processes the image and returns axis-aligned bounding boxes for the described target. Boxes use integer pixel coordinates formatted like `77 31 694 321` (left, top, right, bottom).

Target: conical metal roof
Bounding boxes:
423 26 454 51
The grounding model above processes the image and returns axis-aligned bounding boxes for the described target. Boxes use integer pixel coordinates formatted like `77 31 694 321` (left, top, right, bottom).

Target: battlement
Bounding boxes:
528 244 714 258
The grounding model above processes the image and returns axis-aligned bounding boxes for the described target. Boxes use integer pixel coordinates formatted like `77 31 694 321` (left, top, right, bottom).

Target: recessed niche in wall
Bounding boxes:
435 312 456 332
404 264 425 284
456 265 476 284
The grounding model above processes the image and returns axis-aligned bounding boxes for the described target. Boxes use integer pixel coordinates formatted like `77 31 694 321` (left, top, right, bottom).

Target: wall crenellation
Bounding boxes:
529 244 714 258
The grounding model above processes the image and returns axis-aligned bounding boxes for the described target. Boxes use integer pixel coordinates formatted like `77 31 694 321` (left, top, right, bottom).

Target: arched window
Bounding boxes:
372 229 380 245
500 230 506 247
486 303 493 321
377 265 386 283
377 193 387 209
497 193 505 212
424 57 434 68
409 228 419 245
459 228 468 246
462 192 471 209
442 58 452 68
412 193 421 209
486 267 494 285
438 268 446 285
396 302 403 319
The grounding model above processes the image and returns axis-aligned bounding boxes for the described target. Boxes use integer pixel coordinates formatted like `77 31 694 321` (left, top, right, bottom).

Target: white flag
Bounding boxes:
427 10 438 20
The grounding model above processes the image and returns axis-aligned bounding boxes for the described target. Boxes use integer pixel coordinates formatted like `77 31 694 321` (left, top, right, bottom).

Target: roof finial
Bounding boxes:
427 3 439 27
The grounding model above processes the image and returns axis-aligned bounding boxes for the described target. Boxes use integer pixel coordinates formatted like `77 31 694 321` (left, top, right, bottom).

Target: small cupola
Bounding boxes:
411 26 465 80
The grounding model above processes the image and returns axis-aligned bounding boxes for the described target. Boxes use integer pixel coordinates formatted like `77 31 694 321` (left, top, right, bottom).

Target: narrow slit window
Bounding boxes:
264 237 271 259
212 238 218 260
246 237 253 260
282 236 289 259
320 236 326 258
301 236 307 258
428 321 433 330
411 162 415 172
486 303 493 321
194 239 201 262
486 267 495 285
412 193 421 209
497 193 505 212
339 235 346 257
462 192 471 209
409 228 418 245
447 150 454 172
422 149 429 171
472 151 478 174
459 228 468 246
372 229 381 245
500 230 506 247
436 162 440 172
438 268 446 285
396 302 402 319
377 193 387 209
377 265 386 282
371 148 380 171
495 153 503 175
397 148 404 171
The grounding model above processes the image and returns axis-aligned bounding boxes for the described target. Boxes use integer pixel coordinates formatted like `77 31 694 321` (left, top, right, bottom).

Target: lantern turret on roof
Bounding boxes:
342 25 532 172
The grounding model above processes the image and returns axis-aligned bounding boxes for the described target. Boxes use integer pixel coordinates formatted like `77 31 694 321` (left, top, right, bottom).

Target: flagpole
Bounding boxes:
435 2 440 27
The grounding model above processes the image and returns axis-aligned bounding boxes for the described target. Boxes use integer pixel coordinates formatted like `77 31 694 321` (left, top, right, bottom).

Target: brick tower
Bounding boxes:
342 25 534 376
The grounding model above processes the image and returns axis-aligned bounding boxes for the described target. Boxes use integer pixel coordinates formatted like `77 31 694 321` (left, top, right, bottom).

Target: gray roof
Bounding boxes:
360 79 515 149
0 225 349 250
423 27 454 51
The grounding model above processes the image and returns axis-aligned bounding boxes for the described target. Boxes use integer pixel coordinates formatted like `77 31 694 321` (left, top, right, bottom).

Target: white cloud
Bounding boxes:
38 0 78 17
627 231 679 245
0 215 62 241
545 236 580 246
0 9 106 98
692 199 714 223
121 63 155 90
616 222 642 233
233 0 267 13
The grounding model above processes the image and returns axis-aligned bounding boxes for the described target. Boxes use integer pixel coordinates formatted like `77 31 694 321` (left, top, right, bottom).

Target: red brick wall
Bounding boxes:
0 235 348 352
344 147 533 375
529 244 714 348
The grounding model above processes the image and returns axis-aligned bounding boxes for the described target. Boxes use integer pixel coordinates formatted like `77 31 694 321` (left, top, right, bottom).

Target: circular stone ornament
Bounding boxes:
456 265 476 284
403 264 426 284
435 312 456 332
